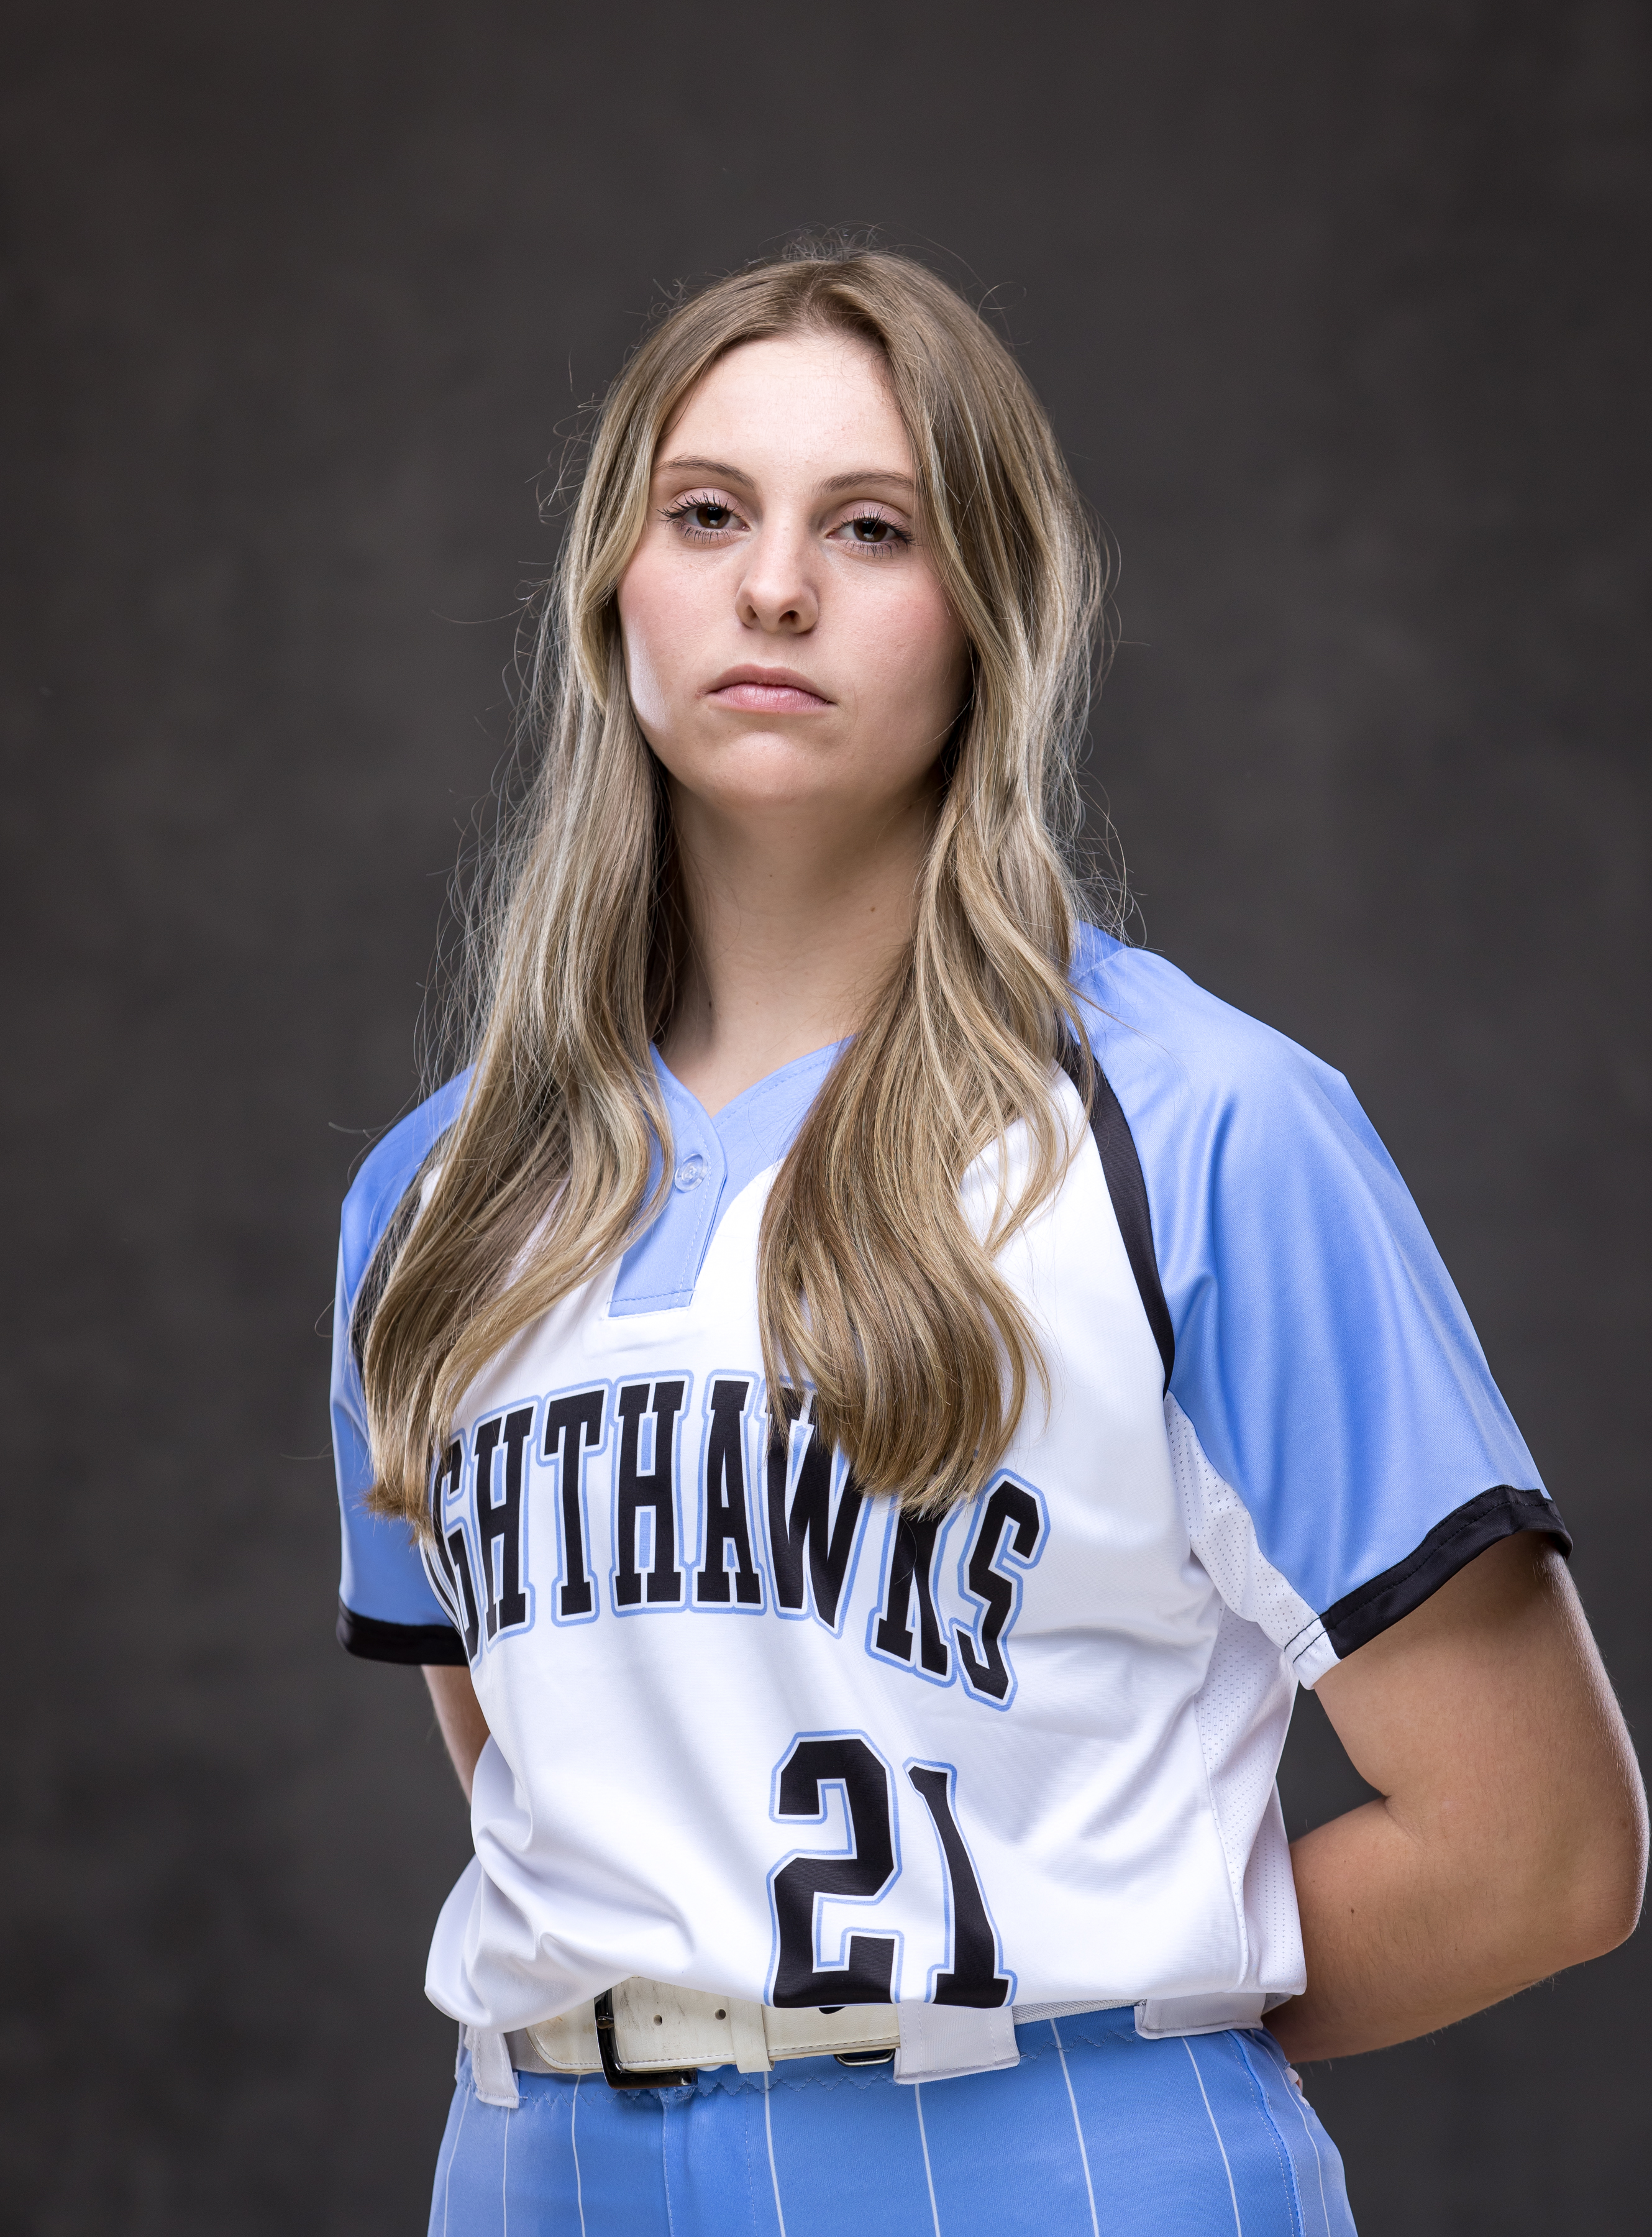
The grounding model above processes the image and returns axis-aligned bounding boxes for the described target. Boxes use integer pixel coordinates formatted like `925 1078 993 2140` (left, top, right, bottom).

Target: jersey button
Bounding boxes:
673 1154 708 1191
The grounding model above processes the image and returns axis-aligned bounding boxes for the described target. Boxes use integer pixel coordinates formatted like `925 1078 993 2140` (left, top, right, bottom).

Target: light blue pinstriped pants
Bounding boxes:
427 2008 1356 2236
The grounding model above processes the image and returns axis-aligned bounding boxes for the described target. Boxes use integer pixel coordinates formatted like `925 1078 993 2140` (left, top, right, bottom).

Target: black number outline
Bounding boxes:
765 1732 902 2007
906 1760 1015 2008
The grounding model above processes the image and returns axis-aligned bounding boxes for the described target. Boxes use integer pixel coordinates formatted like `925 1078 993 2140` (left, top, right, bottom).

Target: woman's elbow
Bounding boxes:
1542 1774 1648 1969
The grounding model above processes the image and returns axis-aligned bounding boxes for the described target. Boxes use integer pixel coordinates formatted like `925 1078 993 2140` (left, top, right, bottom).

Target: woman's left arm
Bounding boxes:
1267 1531 1647 2064
424 1663 491 1805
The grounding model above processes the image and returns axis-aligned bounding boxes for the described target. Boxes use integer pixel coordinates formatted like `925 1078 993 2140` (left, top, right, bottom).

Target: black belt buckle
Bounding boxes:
593 1988 699 2090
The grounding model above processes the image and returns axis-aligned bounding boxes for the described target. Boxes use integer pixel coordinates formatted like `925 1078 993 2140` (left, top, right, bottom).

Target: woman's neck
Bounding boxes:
655 775 935 1116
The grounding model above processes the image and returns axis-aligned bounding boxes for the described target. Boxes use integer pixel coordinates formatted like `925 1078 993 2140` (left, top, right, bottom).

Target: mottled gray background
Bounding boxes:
3 1 1647 2230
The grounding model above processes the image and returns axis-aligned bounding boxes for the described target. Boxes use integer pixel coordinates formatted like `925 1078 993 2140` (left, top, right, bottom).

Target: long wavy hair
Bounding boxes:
360 243 1110 1525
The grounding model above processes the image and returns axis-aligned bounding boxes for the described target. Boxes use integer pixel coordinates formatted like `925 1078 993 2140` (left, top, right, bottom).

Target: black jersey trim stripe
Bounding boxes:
1320 1487 1571 1660
1059 1040 1175 1392
336 1598 468 1667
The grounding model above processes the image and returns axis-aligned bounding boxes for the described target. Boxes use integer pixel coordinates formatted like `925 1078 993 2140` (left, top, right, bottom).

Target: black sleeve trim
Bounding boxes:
336 1598 467 1667
1060 1039 1175 1392
1321 1487 1572 1659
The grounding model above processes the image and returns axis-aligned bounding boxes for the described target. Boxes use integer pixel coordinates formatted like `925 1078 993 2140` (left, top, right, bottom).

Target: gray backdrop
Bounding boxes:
4 2 1647 2231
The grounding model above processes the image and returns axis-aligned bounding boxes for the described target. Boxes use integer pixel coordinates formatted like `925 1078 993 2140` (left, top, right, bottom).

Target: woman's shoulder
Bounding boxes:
1069 923 1365 1141
339 1071 472 1299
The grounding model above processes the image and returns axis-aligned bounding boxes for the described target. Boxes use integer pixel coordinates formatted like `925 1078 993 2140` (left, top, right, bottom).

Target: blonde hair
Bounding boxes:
360 243 1108 1524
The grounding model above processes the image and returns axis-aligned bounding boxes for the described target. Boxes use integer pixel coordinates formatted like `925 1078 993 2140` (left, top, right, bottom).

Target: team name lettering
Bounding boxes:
695 1377 764 1606
426 1435 481 1660
614 1379 687 1608
474 1405 534 1639
873 1509 950 1678
954 1478 1047 1708
765 1388 867 1632
542 1386 606 1621
423 1376 1046 1701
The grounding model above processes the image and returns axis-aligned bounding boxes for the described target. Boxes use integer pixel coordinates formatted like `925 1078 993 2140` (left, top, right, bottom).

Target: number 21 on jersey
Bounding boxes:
766 1732 1014 2009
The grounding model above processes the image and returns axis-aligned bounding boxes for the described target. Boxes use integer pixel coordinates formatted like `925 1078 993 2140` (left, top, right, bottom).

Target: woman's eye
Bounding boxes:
665 495 743 539
836 513 909 551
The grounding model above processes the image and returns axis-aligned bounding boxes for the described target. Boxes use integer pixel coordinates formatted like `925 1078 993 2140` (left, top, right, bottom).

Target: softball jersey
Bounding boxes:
333 926 1564 2077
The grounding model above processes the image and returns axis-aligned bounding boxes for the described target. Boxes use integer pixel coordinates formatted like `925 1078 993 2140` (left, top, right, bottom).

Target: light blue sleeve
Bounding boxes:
1074 930 1566 1655
332 1073 472 1663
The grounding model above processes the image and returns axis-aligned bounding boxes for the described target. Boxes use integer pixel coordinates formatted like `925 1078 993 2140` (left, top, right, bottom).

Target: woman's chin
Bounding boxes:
665 754 919 834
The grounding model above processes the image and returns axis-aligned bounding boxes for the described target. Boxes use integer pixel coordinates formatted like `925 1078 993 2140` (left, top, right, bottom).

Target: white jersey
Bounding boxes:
333 927 1563 2054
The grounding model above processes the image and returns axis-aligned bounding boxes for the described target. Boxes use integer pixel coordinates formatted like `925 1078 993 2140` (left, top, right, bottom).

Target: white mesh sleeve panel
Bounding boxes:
1166 1394 1339 1688
1171 1395 1315 1993
1241 1781 1307 1997
1189 1594 1302 1983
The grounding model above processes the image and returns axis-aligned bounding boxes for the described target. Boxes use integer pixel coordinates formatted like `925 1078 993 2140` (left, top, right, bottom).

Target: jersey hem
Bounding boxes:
1320 1486 1571 1658
336 1598 467 1666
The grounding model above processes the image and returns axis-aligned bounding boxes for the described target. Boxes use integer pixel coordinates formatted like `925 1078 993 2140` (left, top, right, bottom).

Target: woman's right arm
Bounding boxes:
1268 1532 1645 2063
424 1664 491 1803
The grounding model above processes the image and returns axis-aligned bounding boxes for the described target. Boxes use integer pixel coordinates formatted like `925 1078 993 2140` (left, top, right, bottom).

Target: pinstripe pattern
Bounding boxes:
912 2084 942 2236
1182 2039 1244 2236
569 2076 587 2237
1049 2021 1099 2237
429 2023 1355 2235
659 2093 670 2229
1282 2073 1332 2235
762 2071 788 2236
440 2087 467 2236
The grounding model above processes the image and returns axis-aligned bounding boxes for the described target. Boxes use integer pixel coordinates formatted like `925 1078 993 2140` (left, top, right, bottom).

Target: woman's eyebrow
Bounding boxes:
653 456 915 498
655 455 751 485
817 469 915 496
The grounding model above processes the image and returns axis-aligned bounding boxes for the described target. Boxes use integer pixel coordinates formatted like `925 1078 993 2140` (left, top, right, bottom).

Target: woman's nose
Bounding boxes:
736 522 819 634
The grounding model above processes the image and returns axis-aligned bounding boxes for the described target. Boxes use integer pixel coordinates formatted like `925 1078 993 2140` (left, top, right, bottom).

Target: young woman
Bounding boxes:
331 247 1645 2236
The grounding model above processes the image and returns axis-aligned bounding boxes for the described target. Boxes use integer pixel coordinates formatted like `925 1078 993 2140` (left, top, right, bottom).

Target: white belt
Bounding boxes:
518 1979 902 2083
460 1979 1279 2108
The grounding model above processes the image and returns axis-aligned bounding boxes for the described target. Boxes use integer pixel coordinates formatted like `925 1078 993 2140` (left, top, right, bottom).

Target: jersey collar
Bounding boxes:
608 1040 845 1315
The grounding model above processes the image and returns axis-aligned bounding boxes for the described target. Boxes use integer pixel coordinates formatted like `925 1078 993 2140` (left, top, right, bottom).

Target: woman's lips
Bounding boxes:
705 667 834 713
709 681 831 712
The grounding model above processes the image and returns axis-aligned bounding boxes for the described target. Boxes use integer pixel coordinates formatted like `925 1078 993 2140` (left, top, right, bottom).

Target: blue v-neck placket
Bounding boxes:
608 1043 844 1316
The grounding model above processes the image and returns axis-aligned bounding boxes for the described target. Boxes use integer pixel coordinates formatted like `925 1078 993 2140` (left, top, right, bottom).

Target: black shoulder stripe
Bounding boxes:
336 1599 467 1667
1320 1487 1572 1660
1060 1040 1175 1392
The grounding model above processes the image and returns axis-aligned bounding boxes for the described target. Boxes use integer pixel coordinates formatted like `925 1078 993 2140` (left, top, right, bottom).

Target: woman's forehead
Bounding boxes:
659 330 908 477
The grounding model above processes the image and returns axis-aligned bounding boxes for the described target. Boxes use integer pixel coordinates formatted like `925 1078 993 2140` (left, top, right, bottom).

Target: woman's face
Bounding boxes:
618 330 969 842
